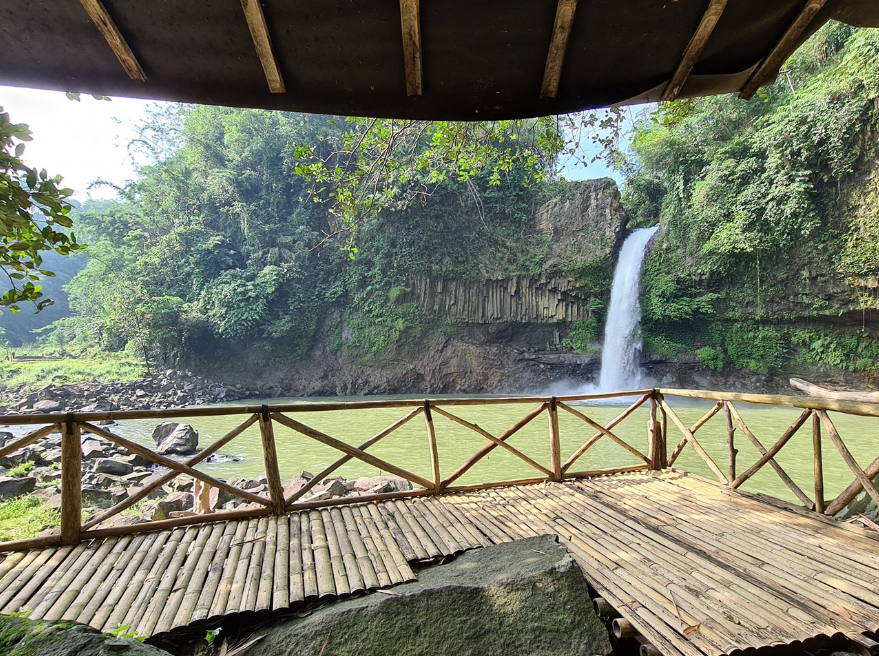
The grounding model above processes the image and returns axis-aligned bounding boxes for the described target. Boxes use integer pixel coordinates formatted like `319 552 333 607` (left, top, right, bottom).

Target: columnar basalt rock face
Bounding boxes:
411 275 595 324
409 179 625 326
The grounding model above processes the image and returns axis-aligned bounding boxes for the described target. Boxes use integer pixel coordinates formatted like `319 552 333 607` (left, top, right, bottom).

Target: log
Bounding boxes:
440 402 547 488
258 410 286 514
431 405 552 478
271 412 433 490
424 401 441 492
825 453 879 516
398 0 423 96
725 401 737 483
818 410 879 510
790 378 879 403
540 0 578 99
727 404 814 509
60 419 82 546
813 412 825 514
659 400 727 484
286 407 422 504
548 397 562 480
559 402 651 465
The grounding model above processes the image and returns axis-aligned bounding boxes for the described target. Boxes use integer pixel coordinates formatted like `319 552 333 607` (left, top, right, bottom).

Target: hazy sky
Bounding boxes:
1 84 617 203
0 85 160 201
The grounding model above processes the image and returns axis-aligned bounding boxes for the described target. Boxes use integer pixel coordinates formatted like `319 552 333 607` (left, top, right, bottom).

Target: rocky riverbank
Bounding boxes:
0 369 263 415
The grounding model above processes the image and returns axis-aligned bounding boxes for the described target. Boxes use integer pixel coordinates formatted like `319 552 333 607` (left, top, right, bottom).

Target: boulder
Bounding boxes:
0 614 170 655
0 476 37 498
32 400 62 412
92 458 134 476
80 401 115 412
283 472 313 499
153 492 194 520
81 487 127 509
81 440 104 460
247 535 611 656
151 422 198 455
353 475 413 494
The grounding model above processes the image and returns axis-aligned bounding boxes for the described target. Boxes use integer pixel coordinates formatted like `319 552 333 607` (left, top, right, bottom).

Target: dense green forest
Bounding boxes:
5 22 879 383
630 23 879 376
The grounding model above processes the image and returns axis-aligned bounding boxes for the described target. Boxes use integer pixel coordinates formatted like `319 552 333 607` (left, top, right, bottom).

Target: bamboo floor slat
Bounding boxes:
0 471 876 656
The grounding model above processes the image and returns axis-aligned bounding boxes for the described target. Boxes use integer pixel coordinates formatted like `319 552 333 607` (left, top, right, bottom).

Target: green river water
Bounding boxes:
110 395 878 506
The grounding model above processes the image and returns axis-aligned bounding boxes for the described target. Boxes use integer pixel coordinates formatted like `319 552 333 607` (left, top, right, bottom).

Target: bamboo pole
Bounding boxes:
81 421 270 507
286 407 422 504
60 417 82 546
727 404 814 508
424 401 441 492
813 412 824 514
730 408 811 489
431 405 552 478
562 394 650 473
549 397 562 480
613 618 639 639
440 402 547 488
818 411 879 510
83 414 258 530
659 400 728 484
258 408 286 514
558 402 651 464
725 402 737 483
271 413 433 490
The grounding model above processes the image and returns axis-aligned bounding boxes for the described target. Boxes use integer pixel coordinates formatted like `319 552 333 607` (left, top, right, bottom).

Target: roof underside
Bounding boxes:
2 0 878 120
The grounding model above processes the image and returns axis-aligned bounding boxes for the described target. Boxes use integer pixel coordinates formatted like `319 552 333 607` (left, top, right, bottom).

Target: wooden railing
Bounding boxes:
1 387 877 551
657 389 879 518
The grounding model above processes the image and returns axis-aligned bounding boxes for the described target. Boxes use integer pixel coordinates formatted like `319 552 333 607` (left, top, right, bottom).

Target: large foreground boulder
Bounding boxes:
0 614 171 656
151 422 198 455
248 534 611 656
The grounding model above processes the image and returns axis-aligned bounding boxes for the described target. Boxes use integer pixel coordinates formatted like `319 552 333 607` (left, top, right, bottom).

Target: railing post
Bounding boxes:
424 400 441 493
60 414 82 545
548 397 562 481
651 392 668 469
813 410 825 513
648 393 659 469
259 406 286 515
724 401 737 483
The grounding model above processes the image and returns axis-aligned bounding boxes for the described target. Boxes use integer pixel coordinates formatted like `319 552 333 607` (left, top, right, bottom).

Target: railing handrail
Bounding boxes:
660 388 879 418
0 388 656 426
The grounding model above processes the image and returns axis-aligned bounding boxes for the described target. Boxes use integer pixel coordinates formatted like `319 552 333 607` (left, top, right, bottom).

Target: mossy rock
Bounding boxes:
248 534 611 656
0 615 170 656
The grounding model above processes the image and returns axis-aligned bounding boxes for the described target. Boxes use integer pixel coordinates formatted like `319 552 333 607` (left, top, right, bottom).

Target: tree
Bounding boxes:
0 107 84 312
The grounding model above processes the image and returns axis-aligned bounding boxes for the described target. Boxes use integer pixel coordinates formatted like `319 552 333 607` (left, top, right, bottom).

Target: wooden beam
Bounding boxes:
239 0 286 94
739 0 829 100
77 0 147 82
540 0 578 99
399 0 423 96
661 0 729 102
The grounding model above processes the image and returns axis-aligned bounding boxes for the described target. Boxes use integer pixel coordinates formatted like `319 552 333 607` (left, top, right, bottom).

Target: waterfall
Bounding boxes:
595 227 658 392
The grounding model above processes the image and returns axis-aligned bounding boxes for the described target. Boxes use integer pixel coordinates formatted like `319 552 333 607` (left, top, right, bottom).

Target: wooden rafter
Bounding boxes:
739 0 829 100
399 0 423 96
540 0 578 99
77 0 146 82
661 0 729 102
239 0 286 94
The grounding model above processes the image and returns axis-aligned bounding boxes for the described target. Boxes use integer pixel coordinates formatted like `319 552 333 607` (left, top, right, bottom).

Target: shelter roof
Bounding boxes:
2 0 878 120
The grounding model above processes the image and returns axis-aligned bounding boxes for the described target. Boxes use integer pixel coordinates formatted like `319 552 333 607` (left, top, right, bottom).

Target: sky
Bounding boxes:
0 85 161 201
1 84 619 203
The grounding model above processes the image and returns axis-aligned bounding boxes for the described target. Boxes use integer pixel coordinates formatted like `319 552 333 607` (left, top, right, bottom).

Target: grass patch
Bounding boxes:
0 497 59 541
0 350 146 393
7 462 34 477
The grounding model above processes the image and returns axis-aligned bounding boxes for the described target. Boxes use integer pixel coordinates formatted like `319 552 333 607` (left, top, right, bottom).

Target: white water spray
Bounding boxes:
595 227 658 392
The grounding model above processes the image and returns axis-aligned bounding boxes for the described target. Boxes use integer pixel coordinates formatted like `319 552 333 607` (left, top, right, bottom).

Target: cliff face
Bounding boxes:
220 178 627 396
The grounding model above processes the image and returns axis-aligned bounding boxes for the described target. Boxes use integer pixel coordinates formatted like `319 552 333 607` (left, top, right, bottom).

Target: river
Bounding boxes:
110 395 877 507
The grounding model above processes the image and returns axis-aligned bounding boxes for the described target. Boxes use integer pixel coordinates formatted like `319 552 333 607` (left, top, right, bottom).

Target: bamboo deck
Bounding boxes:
0 471 877 656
